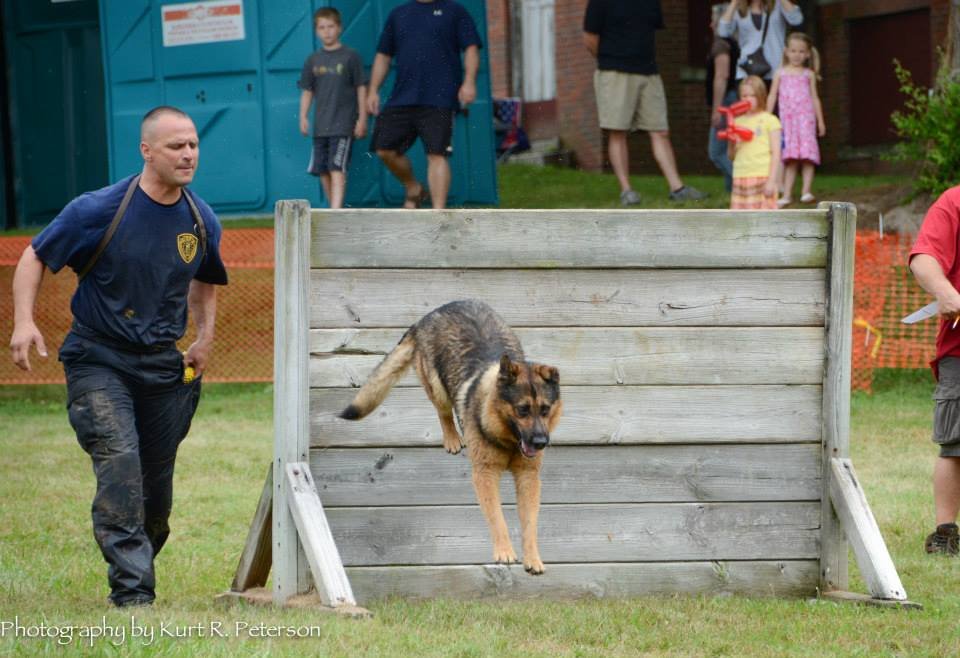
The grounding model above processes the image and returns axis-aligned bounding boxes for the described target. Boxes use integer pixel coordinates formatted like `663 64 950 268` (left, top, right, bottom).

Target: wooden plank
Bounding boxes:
230 465 273 592
347 561 820 601
309 327 826 387
326 502 821 566
284 463 356 607
310 385 822 447
310 210 828 269
829 458 907 600
308 444 822 506
311 269 826 328
273 199 312 603
820 202 856 593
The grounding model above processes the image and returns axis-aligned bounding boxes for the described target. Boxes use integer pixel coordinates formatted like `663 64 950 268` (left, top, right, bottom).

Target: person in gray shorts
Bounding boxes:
909 184 960 556
582 0 707 206
298 7 367 209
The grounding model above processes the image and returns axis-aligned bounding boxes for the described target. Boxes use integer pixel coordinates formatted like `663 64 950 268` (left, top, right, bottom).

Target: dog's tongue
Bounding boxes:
520 440 537 458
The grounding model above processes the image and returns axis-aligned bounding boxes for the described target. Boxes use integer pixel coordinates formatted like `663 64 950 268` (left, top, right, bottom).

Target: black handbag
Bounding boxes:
742 11 772 78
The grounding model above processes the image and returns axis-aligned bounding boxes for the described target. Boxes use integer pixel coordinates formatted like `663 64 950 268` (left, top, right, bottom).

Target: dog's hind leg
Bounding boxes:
414 354 463 454
511 455 545 575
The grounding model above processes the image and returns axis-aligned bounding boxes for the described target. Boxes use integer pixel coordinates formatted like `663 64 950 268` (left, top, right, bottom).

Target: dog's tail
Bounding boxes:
338 333 416 420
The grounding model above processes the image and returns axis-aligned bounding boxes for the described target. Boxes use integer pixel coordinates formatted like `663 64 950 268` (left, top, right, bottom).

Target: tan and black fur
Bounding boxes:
339 299 562 574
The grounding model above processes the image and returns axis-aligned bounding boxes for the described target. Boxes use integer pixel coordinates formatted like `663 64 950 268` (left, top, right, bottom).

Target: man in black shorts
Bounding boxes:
366 0 482 209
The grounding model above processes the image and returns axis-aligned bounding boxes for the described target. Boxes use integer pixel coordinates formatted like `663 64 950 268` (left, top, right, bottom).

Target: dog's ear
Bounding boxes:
498 354 519 385
536 365 559 384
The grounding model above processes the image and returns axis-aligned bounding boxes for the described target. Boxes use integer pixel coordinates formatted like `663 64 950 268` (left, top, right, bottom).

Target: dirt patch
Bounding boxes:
814 182 933 235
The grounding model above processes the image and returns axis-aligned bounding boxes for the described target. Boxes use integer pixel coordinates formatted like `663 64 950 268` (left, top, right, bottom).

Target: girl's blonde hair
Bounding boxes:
735 0 774 17
782 32 822 80
739 75 769 109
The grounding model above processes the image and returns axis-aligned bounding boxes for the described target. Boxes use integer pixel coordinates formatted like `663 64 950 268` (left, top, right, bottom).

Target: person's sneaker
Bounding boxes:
669 185 708 201
924 523 959 556
620 189 641 206
113 595 155 608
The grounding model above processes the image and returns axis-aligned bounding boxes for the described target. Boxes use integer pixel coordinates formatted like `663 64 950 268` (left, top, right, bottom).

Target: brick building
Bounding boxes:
486 0 948 174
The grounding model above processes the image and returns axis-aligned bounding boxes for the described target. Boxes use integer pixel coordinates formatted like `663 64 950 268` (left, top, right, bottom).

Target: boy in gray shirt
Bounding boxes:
298 7 367 209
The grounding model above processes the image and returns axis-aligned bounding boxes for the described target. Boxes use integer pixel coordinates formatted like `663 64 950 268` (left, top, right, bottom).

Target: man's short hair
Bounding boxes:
141 106 191 139
314 7 341 26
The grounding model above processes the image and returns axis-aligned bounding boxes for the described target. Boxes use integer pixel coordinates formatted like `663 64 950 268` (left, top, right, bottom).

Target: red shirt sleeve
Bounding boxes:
910 187 960 276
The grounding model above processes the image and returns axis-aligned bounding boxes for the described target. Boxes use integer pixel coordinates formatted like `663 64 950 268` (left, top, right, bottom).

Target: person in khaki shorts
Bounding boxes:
583 0 706 205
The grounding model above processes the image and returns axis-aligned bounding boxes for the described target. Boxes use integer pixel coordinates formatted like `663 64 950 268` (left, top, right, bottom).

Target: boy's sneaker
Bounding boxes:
620 189 641 206
669 185 707 201
924 523 959 556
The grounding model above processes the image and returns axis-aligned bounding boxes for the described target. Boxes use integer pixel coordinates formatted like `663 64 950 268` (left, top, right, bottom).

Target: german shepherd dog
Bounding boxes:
339 300 562 574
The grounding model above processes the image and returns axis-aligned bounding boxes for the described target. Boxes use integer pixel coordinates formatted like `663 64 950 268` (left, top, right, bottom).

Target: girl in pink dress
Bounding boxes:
767 32 825 206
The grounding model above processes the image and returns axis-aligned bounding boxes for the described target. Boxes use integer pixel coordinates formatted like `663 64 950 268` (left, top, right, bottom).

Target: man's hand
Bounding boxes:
458 80 477 108
10 321 47 371
366 90 380 116
299 115 310 136
183 339 213 378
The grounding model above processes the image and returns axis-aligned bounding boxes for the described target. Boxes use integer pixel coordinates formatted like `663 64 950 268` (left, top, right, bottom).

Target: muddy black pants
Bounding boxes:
60 330 201 606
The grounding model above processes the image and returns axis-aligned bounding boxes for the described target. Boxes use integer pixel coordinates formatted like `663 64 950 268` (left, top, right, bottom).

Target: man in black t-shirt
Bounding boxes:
583 0 707 205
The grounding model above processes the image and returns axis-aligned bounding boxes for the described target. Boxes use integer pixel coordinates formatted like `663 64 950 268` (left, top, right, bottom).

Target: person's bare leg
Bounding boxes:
781 162 798 202
376 149 423 208
934 456 960 525
607 129 632 194
649 131 684 192
329 171 346 209
426 154 450 209
800 161 816 199
319 173 333 207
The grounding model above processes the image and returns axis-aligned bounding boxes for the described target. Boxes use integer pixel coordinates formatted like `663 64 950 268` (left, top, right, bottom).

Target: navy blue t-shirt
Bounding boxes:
32 175 229 347
376 0 482 109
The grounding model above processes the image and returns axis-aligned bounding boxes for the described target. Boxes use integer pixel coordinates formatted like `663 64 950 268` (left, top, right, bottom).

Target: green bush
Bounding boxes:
890 59 960 197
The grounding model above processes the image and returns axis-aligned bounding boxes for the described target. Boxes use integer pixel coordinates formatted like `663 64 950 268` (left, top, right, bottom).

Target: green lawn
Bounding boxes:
1 376 958 656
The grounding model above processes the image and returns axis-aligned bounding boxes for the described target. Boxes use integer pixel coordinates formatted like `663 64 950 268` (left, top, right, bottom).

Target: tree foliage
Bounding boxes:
889 59 960 197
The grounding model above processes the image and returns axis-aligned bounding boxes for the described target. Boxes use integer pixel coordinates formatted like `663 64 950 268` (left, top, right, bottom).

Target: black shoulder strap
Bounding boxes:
78 175 140 281
759 10 770 45
181 187 208 258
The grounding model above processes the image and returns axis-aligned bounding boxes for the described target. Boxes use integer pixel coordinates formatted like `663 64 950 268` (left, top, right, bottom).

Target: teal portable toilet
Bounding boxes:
98 0 498 212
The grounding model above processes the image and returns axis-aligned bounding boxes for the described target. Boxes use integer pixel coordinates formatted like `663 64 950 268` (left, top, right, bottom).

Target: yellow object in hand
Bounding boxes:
182 352 195 383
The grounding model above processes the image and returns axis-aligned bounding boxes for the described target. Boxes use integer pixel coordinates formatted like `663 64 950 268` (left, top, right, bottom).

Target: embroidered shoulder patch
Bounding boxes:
177 233 199 264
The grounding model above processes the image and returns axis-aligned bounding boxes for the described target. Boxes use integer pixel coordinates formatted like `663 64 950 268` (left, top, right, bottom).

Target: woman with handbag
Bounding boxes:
717 0 803 85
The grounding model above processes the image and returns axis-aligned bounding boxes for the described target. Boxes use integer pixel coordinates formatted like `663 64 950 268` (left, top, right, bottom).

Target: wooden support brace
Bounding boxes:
828 458 913 603
230 465 273 592
284 462 357 607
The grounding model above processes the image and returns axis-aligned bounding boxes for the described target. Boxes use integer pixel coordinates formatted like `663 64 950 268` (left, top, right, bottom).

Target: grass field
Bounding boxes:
0 167 938 655
1 373 959 657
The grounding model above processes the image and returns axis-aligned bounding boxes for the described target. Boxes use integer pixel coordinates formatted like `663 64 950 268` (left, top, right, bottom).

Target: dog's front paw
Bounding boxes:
524 557 544 575
443 434 464 454
492 545 518 564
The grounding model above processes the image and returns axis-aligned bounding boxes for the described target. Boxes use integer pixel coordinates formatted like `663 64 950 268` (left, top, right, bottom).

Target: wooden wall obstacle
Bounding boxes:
225 200 915 609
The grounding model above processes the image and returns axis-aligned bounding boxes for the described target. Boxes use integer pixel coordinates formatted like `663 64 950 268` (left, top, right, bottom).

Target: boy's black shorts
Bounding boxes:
370 106 454 156
308 136 352 175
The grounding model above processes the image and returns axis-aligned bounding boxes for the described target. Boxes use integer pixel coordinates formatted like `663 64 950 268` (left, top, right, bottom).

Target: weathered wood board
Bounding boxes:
259 204 864 603
308 444 821 505
310 385 823 446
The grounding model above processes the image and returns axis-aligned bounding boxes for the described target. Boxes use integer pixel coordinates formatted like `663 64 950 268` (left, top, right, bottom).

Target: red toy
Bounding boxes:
716 99 754 142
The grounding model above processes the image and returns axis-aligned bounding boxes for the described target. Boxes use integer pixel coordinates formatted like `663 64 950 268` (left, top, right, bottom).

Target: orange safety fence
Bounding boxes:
0 229 274 384
0 227 940 390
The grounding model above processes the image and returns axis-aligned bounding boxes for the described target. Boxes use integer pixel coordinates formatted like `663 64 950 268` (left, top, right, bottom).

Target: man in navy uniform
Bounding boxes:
9 106 228 607
366 0 482 209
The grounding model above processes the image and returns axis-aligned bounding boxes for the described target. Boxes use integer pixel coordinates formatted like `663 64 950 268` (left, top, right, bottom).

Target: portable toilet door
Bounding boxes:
98 0 498 212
